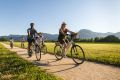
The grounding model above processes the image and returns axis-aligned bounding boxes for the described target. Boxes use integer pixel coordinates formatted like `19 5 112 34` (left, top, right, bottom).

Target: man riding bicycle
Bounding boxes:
27 23 39 57
58 22 77 57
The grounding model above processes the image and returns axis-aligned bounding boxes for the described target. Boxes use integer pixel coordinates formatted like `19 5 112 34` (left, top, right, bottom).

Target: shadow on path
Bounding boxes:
32 59 82 73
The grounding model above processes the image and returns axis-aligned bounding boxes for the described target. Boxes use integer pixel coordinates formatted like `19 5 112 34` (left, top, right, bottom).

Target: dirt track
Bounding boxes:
1 43 120 80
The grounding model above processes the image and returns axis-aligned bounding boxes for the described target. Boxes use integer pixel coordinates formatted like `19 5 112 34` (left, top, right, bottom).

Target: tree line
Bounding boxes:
0 35 120 43
75 35 120 43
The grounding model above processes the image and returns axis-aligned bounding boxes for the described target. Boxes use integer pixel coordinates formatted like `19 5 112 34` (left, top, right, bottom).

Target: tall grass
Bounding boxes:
0 43 62 80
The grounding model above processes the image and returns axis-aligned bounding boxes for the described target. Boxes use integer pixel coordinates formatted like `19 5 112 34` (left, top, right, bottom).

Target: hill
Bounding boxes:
79 29 120 39
0 29 120 41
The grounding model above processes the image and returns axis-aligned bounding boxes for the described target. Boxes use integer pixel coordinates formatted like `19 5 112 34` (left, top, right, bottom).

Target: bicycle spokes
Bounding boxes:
54 45 63 60
35 46 41 61
71 45 85 64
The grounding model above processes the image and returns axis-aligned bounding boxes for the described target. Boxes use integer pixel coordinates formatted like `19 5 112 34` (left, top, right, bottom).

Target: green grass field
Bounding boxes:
0 43 62 80
4 42 120 66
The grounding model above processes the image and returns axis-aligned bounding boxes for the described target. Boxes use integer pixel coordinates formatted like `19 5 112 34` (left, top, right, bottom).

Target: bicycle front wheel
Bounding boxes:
35 45 41 61
71 45 85 64
54 45 63 60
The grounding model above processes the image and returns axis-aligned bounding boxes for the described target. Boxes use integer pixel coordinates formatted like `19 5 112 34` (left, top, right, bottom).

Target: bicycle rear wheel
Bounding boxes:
54 45 63 60
41 45 47 55
71 45 85 64
35 45 41 61
10 43 13 49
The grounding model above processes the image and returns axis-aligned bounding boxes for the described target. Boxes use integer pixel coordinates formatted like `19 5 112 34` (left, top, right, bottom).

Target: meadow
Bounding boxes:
5 42 120 66
0 43 62 80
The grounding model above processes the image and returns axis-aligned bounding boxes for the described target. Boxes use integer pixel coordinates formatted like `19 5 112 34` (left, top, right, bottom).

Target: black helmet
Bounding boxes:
30 23 34 26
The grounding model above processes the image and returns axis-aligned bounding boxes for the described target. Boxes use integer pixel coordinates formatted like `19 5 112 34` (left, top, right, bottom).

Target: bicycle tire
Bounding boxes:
35 45 41 61
54 45 63 60
71 45 85 64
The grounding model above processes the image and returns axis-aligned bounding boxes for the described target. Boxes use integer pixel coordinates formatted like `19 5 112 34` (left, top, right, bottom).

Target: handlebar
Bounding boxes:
65 33 78 40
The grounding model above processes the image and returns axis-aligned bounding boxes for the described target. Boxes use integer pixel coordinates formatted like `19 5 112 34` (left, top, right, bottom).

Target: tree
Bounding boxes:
0 37 8 41
103 35 120 42
94 37 100 42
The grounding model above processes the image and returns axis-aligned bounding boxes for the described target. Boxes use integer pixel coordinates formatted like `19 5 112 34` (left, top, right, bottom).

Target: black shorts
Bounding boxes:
27 37 34 44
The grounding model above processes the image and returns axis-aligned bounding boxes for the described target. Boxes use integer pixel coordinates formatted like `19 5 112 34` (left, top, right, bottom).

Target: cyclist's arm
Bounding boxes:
27 29 30 36
67 29 78 35
60 29 66 36
34 29 39 36
67 29 74 34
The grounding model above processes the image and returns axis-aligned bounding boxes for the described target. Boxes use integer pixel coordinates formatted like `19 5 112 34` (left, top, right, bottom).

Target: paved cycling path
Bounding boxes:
1 43 120 80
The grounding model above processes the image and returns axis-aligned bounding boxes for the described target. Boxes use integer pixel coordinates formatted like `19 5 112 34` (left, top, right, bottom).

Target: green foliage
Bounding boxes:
94 35 120 42
75 35 120 43
0 37 8 41
0 43 62 80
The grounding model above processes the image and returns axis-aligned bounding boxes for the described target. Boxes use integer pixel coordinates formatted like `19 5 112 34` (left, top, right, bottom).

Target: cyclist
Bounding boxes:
58 22 77 57
21 36 25 48
27 23 39 56
10 37 14 49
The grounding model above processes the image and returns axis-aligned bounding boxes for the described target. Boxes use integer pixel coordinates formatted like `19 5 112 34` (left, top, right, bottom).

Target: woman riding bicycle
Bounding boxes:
58 22 77 57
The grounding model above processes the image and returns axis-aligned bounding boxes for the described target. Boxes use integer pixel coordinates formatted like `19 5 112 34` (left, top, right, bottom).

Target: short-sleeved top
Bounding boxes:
27 28 37 38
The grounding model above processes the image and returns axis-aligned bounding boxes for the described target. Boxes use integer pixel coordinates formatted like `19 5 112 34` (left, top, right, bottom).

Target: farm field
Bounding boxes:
0 43 62 80
4 42 120 66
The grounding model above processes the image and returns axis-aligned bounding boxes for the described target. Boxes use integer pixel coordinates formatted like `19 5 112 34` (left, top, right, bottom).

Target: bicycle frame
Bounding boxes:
62 34 77 53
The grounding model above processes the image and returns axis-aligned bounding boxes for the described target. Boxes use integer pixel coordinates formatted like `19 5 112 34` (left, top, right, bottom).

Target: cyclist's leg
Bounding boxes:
63 40 72 57
21 42 23 47
62 44 67 56
23 42 25 48
28 39 32 53
65 41 72 52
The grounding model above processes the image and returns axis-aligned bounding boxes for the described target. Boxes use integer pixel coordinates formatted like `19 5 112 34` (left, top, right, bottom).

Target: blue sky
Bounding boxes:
0 0 120 36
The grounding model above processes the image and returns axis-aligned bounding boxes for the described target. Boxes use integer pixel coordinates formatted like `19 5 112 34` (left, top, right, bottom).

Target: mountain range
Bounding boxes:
79 29 120 39
0 29 120 41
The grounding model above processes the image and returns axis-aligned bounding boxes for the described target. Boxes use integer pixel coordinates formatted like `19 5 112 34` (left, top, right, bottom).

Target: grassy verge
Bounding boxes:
0 43 62 80
4 42 120 66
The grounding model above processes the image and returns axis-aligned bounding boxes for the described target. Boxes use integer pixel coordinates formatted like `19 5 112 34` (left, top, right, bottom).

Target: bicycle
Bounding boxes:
10 42 13 49
38 36 47 55
10 39 14 49
54 33 85 64
28 38 41 61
